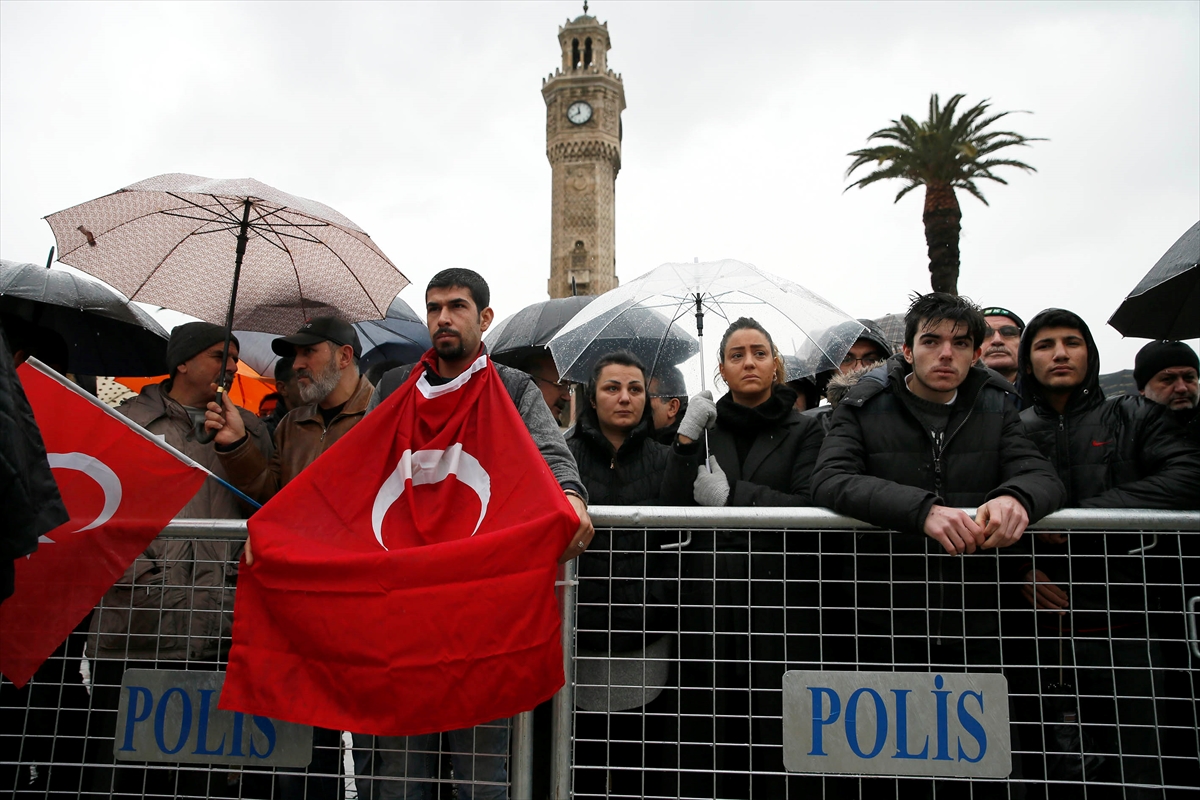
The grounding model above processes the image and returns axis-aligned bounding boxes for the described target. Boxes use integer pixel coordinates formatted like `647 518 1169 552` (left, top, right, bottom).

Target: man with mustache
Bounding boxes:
979 306 1024 386
205 315 372 800
363 267 592 800
1017 308 1200 797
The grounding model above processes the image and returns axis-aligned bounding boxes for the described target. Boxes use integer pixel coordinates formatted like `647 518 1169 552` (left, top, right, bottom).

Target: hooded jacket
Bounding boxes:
567 405 679 652
1018 310 1200 510
811 355 1064 637
1017 309 1200 632
90 382 272 661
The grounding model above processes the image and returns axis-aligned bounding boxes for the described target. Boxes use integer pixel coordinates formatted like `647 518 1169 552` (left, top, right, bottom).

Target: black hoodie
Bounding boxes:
1018 309 1200 633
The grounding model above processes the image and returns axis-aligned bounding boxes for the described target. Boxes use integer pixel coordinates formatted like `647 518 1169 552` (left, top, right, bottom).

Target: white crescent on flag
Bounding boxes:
371 444 492 550
46 451 123 532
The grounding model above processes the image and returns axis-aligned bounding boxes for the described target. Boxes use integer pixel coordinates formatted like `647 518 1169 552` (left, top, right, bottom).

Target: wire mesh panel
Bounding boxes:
2 514 1196 798
0 528 526 800
564 508 1200 800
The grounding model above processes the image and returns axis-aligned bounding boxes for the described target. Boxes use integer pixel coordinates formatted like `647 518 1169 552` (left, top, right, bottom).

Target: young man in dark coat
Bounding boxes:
1017 309 1200 797
813 294 1064 669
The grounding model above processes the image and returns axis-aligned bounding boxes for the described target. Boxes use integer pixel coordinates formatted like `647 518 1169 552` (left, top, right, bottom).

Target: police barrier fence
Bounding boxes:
1 509 1197 798
562 507 1200 799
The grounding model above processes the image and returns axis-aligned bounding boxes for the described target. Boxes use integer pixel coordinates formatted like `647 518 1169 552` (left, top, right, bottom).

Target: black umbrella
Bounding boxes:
235 295 430 379
1109 220 1200 339
484 296 595 366
0 259 169 376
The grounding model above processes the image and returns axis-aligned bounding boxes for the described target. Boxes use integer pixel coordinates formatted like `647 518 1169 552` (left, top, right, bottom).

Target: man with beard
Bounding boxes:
1017 309 1200 797
979 306 1024 387
1135 339 1199 444
362 268 592 800
205 315 372 800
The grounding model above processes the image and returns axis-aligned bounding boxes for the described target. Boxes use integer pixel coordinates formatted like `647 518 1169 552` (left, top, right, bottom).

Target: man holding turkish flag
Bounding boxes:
220 269 591 799
0 359 209 687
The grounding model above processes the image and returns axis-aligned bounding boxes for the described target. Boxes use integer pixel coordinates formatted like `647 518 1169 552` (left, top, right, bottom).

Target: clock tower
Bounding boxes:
542 8 625 298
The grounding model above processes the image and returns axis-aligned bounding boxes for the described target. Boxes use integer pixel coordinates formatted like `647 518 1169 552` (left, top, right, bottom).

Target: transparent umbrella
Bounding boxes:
547 259 863 395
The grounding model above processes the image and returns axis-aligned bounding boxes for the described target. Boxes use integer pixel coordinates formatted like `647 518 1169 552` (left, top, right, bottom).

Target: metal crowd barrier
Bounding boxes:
1 508 1197 799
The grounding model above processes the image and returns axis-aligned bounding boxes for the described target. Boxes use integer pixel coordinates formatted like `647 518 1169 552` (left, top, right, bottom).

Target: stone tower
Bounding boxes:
542 10 625 298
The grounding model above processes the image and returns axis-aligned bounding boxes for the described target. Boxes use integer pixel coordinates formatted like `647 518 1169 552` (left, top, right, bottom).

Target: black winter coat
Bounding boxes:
567 407 680 652
1017 311 1200 632
811 356 1065 637
0 334 69 602
667 390 825 509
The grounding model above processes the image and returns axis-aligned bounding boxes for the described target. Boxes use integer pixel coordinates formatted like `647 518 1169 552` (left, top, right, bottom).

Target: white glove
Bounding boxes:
693 456 730 507
676 390 718 441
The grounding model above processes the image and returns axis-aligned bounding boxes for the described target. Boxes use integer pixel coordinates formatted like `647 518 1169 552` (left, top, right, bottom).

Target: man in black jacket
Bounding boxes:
812 294 1064 668
1017 309 1200 797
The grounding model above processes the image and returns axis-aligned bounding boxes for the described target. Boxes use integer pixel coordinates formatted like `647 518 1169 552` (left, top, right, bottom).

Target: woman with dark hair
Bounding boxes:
565 350 682 798
668 316 826 799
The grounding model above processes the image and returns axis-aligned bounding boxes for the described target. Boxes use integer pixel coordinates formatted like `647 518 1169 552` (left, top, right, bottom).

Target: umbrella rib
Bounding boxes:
166 192 243 225
262 211 387 319
126 215 230 300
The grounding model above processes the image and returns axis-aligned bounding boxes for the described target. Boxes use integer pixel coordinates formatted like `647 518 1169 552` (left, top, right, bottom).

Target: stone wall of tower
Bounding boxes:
543 16 624 299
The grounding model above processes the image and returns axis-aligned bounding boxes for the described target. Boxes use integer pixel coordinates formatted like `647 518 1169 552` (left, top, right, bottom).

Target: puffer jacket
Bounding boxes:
1017 310 1200 632
218 374 374 504
89 382 272 661
567 406 678 651
811 355 1064 636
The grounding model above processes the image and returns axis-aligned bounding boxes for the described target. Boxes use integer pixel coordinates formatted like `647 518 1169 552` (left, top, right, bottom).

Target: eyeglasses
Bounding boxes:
985 325 1022 339
841 354 884 368
531 374 571 391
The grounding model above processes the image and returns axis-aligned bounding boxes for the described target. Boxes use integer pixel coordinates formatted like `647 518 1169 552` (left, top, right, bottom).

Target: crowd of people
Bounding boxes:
3 268 1199 799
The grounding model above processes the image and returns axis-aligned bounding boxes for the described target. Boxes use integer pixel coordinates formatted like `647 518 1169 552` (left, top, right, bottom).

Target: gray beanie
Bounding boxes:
167 322 238 376
1134 340 1199 390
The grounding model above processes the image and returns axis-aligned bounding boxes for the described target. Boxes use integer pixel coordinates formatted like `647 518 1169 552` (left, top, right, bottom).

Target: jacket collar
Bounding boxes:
290 373 374 427
841 354 1012 410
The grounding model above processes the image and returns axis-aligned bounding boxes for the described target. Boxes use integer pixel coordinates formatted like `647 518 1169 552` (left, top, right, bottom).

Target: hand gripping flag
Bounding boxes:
0 359 208 687
220 353 578 736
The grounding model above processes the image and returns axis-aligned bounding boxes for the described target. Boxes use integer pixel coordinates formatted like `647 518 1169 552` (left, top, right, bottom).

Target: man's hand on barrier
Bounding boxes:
205 388 246 446
1022 568 1068 613
243 536 254 566
923 505 984 555
559 492 594 564
975 496 1029 549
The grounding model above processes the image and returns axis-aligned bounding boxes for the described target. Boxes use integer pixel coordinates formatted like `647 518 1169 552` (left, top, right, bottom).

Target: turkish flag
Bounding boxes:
220 353 577 736
0 360 208 687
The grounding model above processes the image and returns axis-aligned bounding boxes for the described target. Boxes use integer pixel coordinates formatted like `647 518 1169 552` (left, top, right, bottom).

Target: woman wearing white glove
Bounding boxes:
668 317 825 799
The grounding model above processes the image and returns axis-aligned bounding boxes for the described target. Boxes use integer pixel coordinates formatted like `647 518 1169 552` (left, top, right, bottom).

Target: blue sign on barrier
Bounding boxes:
114 669 312 767
782 670 1011 778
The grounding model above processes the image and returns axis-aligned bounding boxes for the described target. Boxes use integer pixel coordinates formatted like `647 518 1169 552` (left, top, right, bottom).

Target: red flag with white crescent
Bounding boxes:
220 352 577 736
0 360 208 687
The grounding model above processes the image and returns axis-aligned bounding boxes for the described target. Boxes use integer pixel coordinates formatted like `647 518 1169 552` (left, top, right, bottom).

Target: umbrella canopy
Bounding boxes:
235 295 430 379
549 259 862 394
44 173 408 335
484 295 595 366
1108 221 1200 339
0 259 169 376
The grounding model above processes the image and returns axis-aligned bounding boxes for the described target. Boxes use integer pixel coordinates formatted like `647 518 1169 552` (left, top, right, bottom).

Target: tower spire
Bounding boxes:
582 1 588 13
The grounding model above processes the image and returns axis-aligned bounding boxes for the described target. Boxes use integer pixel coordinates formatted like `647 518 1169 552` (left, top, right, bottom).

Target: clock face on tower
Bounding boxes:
566 101 593 125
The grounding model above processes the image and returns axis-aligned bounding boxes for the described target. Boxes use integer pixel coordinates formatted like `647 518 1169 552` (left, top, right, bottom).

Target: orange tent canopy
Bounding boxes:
115 361 276 415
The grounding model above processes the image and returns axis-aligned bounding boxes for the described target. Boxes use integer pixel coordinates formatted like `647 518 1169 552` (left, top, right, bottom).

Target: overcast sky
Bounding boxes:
2 0 1197 372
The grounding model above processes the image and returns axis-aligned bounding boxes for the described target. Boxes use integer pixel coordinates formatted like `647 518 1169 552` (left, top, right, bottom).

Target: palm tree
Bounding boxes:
845 93 1042 295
